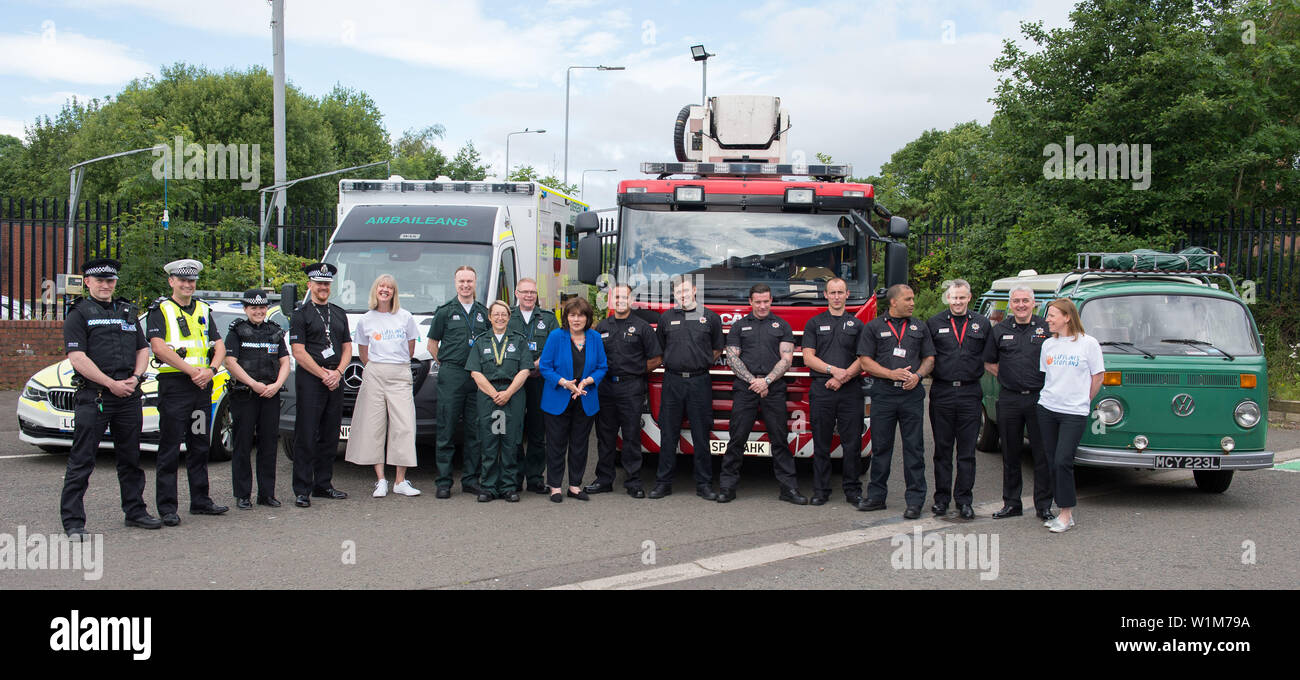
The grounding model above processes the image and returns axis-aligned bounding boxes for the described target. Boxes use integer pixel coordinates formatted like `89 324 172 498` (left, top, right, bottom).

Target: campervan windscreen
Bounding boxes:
1081 294 1261 357
323 242 491 314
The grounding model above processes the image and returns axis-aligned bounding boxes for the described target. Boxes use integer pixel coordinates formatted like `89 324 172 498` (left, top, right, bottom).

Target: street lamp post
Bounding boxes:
564 64 625 185
690 45 714 106
581 168 618 199
505 128 545 180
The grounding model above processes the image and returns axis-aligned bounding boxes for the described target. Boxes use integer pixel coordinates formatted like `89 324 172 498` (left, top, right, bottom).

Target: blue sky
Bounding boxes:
0 0 1074 208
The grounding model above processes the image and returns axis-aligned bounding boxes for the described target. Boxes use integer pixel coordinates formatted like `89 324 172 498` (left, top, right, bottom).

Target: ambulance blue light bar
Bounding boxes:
640 162 852 178
341 181 535 195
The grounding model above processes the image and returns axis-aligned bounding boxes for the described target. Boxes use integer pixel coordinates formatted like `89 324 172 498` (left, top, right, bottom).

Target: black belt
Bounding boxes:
1000 387 1039 395
934 379 980 387
608 374 644 383
665 369 708 378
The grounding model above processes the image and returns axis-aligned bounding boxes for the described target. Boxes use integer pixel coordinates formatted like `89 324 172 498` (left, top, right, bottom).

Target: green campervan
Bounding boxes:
976 251 1272 493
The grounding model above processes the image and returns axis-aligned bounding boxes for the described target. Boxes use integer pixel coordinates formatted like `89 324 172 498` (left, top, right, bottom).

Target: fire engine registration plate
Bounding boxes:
1153 455 1221 470
339 425 350 440
708 439 770 456
58 417 75 431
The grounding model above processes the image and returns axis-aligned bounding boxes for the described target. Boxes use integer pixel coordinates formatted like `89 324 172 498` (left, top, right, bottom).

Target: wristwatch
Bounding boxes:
763 376 772 385
136 373 147 382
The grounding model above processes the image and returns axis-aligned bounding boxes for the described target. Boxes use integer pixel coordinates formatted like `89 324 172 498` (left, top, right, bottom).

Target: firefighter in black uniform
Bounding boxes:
652 276 724 500
223 289 290 509
719 283 806 504
60 258 161 537
926 279 990 520
983 285 1055 521
506 278 559 494
586 282 663 498
800 277 866 506
288 262 351 507
146 259 228 525
856 283 935 519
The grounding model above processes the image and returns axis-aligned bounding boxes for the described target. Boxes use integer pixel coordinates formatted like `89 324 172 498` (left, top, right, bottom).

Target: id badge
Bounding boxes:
321 347 335 359
468 338 475 347
892 347 907 358
528 341 537 351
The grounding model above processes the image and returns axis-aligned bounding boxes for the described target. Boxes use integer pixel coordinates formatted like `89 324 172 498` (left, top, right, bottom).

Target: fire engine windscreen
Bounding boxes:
324 242 492 313
620 208 866 302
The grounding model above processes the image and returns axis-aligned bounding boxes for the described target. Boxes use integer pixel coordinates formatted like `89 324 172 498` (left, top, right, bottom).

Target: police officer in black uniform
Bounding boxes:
719 283 806 504
801 277 866 506
223 289 290 509
652 276 724 500
983 285 1055 521
506 277 559 494
147 259 228 525
586 282 663 498
856 284 935 519
926 279 990 520
288 262 351 507
60 258 161 537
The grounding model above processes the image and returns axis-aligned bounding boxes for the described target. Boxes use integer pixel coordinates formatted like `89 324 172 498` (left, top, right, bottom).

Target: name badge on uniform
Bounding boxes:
1003 334 1015 340
893 347 907 358
880 331 890 337
321 347 335 359
601 332 610 338
670 320 681 326
528 341 537 351
452 314 461 320
819 325 830 331
938 327 950 333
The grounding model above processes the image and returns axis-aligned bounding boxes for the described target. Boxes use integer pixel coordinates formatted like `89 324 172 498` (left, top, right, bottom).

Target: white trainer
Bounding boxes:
392 480 421 496
1047 516 1075 533
372 479 389 497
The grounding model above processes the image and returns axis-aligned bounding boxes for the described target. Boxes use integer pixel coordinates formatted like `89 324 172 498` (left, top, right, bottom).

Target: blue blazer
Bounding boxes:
538 328 607 416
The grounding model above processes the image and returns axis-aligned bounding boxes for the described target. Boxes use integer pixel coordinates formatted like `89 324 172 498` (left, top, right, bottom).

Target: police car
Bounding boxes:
16 295 258 461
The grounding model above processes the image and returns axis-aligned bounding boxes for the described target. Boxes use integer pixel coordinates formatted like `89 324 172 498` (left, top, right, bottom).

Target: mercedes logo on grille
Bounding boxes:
1171 393 1195 417
342 363 364 390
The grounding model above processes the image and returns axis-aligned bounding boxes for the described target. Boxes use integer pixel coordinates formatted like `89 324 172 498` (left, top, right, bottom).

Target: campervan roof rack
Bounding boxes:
1063 252 1238 297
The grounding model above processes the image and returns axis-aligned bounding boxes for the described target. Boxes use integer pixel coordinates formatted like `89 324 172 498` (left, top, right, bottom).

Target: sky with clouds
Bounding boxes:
0 0 1075 208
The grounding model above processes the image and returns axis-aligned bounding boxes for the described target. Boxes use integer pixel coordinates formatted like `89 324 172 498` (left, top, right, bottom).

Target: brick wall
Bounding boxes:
0 320 64 389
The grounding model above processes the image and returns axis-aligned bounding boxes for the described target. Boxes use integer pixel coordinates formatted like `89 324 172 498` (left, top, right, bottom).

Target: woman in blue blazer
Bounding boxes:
538 296 607 502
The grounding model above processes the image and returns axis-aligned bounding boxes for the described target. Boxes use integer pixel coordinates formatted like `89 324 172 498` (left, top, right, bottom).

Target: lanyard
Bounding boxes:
949 316 969 347
491 334 507 366
313 303 332 343
885 319 905 347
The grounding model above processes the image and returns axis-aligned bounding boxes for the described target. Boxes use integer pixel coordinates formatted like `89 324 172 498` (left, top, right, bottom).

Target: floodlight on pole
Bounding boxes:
564 64 625 185
505 128 546 180
690 44 714 105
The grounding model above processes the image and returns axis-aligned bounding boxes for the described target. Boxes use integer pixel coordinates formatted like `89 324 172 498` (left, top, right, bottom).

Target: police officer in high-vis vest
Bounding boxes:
426 265 490 498
223 289 290 509
60 258 161 537
289 262 351 507
467 300 533 503
146 259 228 525
506 278 559 494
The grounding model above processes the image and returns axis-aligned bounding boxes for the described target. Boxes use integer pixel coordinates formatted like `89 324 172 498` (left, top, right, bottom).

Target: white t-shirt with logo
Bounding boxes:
354 309 419 365
1038 334 1105 416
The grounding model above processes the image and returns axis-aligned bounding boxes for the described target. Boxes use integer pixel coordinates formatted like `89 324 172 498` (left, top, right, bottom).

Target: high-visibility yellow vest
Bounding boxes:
156 298 213 373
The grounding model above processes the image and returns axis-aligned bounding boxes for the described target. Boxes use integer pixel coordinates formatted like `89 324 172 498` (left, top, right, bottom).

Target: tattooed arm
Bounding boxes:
767 341 795 381
726 345 756 382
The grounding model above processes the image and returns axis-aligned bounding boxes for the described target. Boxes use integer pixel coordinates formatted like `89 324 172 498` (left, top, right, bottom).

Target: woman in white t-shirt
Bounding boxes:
1037 299 1104 533
345 274 421 498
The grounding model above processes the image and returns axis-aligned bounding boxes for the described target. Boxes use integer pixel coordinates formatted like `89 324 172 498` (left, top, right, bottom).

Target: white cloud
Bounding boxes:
0 117 28 140
0 30 153 84
20 91 96 106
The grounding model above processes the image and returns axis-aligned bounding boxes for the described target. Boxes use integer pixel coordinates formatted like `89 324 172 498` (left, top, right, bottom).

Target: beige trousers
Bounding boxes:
344 362 417 467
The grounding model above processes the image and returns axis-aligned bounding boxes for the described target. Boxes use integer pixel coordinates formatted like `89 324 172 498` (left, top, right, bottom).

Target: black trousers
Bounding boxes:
998 391 1053 512
156 375 214 514
721 382 797 491
866 387 927 507
655 372 714 486
231 390 279 500
61 388 148 530
1037 405 1085 508
594 376 646 489
515 375 546 488
929 383 982 506
545 399 593 488
810 379 865 497
293 371 343 496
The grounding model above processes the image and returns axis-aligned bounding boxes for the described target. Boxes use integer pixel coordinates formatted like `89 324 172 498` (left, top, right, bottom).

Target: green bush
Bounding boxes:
205 248 311 294
1253 298 1300 401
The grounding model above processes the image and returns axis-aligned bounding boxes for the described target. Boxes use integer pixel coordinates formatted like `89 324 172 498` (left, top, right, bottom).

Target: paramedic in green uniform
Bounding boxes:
506 277 559 493
467 300 533 503
427 265 491 498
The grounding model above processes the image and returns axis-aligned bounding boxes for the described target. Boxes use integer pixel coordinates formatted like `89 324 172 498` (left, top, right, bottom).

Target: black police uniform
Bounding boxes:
506 306 559 491
288 299 350 498
926 309 991 510
592 312 663 491
857 313 935 508
146 298 221 515
802 310 866 501
465 328 532 498
721 313 798 492
428 298 490 492
654 306 724 489
60 295 151 530
983 314 1053 514
225 317 288 502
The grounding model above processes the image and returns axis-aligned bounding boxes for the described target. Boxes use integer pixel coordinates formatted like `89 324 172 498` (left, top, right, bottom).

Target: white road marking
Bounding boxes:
0 453 48 460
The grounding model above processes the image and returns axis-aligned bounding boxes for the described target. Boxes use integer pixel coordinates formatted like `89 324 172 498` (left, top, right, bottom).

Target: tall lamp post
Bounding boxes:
581 168 617 199
505 128 545 180
690 45 714 106
564 64 625 184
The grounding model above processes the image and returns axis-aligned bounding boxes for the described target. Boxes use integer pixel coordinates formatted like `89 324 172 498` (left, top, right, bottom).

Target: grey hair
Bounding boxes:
1008 285 1037 300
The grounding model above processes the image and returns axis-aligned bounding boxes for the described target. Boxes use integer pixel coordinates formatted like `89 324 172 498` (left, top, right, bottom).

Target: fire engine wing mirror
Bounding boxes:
281 283 298 321
884 241 909 289
577 235 602 285
575 211 600 235
888 215 909 239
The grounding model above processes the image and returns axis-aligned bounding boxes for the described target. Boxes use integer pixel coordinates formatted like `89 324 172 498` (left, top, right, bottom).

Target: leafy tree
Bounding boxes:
446 140 490 180
390 125 448 179
507 165 578 194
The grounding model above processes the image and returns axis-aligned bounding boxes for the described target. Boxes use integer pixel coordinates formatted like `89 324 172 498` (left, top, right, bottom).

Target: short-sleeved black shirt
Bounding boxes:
926 310 992 383
596 313 663 377
857 313 935 392
726 312 794 377
983 315 1050 393
63 297 147 380
288 300 350 369
656 306 724 373
801 310 864 383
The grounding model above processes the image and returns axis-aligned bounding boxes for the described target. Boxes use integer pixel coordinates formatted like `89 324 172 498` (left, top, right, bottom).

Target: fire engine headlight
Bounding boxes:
674 186 704 203
22 380 48 402
1220 436 1235 452
1132 435 1148 451
1233 401 1260 428
1096 398 1123 426
842 190 865 197
784 188 814 205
